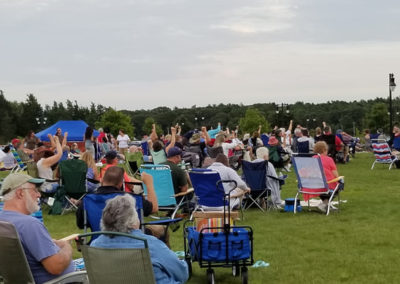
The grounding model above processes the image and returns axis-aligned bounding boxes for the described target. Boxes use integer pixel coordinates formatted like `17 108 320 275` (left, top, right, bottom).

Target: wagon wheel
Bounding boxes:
207 268 215 284
241 267 248 284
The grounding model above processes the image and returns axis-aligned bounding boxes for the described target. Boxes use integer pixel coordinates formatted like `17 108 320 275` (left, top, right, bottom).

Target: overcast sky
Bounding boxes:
1 0 400 110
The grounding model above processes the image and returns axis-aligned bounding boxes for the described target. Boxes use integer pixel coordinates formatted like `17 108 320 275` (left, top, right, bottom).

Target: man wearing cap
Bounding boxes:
0 173 75 283
161 147 189 203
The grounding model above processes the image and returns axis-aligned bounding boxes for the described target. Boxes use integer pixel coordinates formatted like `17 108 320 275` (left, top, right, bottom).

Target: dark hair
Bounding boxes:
26 130 34 137
3 146 10 153
153 140 164 152
215 153 229 167
84 127 93 140
301 129 309 137
103 166 124 188
102 136 108 143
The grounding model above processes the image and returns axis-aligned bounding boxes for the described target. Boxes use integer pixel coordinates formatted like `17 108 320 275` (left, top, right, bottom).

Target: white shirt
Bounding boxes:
117 134 130 148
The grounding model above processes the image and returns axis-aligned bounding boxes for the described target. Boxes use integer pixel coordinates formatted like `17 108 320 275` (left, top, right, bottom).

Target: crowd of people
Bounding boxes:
0 120 399 283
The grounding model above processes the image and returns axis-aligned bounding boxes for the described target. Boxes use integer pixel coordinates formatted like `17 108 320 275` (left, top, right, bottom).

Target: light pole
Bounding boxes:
389 73 396 137
35 116 48 130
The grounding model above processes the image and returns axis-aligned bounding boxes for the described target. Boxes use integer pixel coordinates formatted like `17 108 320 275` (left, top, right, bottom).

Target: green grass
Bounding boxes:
5 153 400 283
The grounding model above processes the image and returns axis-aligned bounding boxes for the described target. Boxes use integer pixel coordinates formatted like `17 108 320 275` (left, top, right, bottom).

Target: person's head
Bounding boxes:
71 143 78 149
214 133 226 145
100 195 140 233
102 136 108 143
102 166 125 188
166 146 182 164
314 141 329 155
27 130 35 138
42 149 55 158
189 133 201 144
323 126 331 134
256 147 269 160
11 138 21 148
119 129 125 135
252 131 259 138
274 129 282 137
364 129 370 134
98 128 104 133
3 145 10 153
1 173 44 215
153 140 164 152
56 128 61 134
294 128 302 137
84 126 93 140
105 150 118 165
301 128 309 137
81 151 96 168
215 153 229 166
315 127 322 136
393 125 400 134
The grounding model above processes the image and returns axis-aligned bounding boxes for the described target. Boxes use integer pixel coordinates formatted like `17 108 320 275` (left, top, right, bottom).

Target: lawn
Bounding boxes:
6 152 400 283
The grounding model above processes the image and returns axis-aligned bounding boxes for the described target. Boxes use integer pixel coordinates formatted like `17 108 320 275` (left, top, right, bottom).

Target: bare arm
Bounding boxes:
41 240 72 275
42 136 63 168
257 125 262 135
150 124 158 142
139 172 158 213
61 132 68 148
165 127 176 154
288 120 293 132
201 126 210 145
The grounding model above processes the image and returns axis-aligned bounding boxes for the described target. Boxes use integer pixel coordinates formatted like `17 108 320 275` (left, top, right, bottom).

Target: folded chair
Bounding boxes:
59 159 88 214
0 220 88 284
77 231 155 284
140 164 193 219
371 139 398 170
242 160 270 212
291 154 344 215
188 169 239 219
125 151 144 176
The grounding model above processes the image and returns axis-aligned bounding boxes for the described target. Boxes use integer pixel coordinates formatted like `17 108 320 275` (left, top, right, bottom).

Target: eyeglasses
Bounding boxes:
21 187 40 193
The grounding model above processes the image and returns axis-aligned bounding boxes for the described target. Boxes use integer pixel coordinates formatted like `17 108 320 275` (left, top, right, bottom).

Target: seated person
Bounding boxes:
0 145 17 170
90 194 189 284
76 166 157 230
253 147 285 208
313 141 342 213
148 125 176 164
80 151 100 193
208 153 250 209
0 173 75 283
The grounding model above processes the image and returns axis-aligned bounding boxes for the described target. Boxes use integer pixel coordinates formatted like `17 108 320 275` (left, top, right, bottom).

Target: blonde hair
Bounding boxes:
81 151 96 169
313 141 328 154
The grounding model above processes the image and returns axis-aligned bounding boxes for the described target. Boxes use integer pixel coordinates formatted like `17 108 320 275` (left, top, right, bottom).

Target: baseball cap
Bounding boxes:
167 146 182 158
105 150 118 160
1 173 44 195
11 138 21 146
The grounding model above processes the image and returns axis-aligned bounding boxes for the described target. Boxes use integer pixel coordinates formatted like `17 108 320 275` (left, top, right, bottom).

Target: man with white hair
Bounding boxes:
254 147 285 208
91 194 188 284
0 173 75 283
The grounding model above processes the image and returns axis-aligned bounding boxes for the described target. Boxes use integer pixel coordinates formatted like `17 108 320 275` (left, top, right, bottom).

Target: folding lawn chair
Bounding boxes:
125 151 144 176
206 146 223 159
292 154 344 215
77 231 155 284
296 140 310 154
242 160 270 212
188 169 239 219
59 159 88 214
371 139 398 170
140 164 193 219
0 220 88 284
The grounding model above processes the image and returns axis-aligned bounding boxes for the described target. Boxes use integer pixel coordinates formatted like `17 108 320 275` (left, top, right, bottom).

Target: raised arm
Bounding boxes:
201 126 210 145
165 127 177 154
150 124 158 142
42 136 63 168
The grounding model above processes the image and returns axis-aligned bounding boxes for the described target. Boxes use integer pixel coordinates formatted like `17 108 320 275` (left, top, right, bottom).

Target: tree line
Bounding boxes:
0 91 398 143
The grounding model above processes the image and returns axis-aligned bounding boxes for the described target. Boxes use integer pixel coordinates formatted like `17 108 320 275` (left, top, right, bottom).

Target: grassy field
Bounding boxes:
4 152 400 283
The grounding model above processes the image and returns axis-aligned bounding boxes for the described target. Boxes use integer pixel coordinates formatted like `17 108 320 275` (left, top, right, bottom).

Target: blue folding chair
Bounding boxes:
241 160 269 212
292 154 344 215
140 164 192 218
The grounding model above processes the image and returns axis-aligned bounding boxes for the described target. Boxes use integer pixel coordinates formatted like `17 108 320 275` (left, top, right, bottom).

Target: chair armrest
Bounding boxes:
173 187 194 197
327 176 344 184
43 270 88 284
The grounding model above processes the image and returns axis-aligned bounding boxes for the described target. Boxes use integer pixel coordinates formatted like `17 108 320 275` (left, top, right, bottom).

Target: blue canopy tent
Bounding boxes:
36 120 99 142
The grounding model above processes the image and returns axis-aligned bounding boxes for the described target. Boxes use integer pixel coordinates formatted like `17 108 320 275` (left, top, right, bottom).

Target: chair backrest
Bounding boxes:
297 140 310 153
79 231 155 284
0 221 35 284
125 152 144 174
83 193 144 240
140 164 176 206
371 139 395 163
320 134 336 158
141 141 150 156
242 160 268 192
291 155 329 190
59 159 88 197
260 134 269 146
189 169 226 207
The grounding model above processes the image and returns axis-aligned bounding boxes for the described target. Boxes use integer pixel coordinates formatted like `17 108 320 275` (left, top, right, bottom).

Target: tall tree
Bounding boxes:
239 108 270 135
95 109 134 138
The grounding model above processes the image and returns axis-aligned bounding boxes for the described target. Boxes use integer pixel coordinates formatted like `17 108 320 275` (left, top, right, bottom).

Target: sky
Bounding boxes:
1 0 400 111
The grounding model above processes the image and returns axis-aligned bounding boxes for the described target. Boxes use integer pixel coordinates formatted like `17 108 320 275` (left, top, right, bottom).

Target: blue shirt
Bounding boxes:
91 229 188 284
0 210 75 284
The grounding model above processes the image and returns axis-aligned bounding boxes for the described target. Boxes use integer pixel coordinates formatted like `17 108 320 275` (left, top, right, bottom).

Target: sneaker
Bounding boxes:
317 203 327 213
